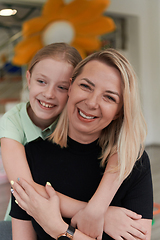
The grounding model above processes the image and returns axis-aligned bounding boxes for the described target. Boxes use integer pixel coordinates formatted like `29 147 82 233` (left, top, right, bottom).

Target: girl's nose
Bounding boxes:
43 87 55 99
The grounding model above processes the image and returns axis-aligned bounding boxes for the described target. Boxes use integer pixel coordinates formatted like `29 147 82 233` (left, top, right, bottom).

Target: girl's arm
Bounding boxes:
12 218 37 240
1 138 48 198
11 181 94 240
71 154 122 239
11 179 147 240
1 137 86 214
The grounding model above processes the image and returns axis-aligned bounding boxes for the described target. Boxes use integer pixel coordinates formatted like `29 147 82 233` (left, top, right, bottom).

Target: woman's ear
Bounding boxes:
26 70 31 89
113 107 123 120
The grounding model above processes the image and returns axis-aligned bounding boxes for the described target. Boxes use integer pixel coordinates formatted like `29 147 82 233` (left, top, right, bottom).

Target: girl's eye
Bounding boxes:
37 79 45 84
58 86 69 91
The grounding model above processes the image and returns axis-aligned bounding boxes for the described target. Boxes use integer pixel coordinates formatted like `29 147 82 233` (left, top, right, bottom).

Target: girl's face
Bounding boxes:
27 58 74 129
67 60 123 143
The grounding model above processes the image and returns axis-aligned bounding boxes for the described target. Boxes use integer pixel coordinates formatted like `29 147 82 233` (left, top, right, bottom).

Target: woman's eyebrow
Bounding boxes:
81 78 121 98
81 78 95 87
105 90 120 98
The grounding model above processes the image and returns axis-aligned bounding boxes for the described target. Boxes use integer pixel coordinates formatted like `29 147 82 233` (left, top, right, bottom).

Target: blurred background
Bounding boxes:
0 0 159 239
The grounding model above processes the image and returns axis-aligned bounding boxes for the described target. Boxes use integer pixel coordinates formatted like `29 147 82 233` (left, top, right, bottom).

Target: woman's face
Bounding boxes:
67 60 123 143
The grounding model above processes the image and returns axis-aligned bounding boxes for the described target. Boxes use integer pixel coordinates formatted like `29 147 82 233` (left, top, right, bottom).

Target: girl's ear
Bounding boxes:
26 70 31 89
68 78 72 96
69 78 72 84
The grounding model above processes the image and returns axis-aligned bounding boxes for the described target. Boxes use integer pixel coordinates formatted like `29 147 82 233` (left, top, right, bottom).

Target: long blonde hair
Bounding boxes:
50 48 147 182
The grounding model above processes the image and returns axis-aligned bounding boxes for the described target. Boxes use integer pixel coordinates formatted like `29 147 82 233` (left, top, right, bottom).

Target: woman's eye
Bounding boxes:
104 95 116 102
80 83 91 90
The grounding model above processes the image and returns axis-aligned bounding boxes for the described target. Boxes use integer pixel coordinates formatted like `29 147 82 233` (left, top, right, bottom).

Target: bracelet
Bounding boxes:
57 225 75 239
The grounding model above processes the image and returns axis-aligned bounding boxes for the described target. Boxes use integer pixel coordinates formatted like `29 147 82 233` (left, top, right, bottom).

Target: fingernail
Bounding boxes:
46 182 51 186
15 200 18 205
11 188 14 194
10 180 14 185
17 178 20 181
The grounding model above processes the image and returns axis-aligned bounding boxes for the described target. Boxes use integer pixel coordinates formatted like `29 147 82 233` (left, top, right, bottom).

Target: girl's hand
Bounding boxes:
104 206 147 240
11 178 67 238
71 204 104 240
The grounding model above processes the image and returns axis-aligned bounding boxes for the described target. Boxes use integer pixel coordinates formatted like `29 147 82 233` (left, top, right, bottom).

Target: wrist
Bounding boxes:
86 200 106 217
56 225 76 240
50 220 68 239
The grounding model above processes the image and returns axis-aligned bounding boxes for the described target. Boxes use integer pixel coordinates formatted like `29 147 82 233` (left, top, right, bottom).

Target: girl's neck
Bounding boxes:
27 105 55 130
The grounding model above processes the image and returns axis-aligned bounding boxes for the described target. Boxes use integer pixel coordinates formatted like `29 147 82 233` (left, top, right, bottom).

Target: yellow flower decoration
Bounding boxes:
13 0 115 65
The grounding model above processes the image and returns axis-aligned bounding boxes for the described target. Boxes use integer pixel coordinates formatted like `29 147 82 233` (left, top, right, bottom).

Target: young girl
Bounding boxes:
0 42 82 220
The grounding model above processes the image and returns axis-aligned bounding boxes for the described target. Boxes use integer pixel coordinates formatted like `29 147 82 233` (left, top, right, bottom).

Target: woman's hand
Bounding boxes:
11 178 67 239
104 206 147 240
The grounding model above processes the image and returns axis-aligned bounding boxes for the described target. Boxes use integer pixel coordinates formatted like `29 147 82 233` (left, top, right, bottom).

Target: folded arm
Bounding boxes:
104 206 151 240
11 179 149 240
11 180 94 240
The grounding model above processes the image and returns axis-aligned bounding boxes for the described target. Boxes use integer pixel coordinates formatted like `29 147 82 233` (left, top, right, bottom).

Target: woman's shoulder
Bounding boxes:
135 150 151 170
127 150 152 185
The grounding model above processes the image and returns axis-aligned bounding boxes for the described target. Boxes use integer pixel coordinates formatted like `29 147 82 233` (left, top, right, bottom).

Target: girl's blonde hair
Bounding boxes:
28 42 82 74
50 48 147 182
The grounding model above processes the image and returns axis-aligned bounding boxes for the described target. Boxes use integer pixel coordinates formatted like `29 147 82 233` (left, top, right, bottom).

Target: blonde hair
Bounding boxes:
50 48 147 182
28 42 82 74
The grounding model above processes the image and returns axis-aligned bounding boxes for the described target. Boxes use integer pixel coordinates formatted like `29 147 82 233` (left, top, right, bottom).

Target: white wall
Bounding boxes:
1 0 160 145
107 0 160 145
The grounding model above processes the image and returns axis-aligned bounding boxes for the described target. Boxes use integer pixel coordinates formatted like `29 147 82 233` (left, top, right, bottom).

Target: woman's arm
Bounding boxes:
12 218 37 240
11 179 148 240
11 180 94 240
104 206 150 240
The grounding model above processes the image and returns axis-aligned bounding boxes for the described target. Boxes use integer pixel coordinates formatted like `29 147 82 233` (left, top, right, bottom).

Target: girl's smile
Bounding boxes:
27 58 74 129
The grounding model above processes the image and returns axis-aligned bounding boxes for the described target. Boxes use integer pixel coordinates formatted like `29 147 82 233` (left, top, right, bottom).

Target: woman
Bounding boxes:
11 49 153 240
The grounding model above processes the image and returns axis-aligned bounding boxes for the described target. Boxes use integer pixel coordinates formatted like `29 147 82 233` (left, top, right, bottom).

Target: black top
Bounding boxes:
10 137 153 240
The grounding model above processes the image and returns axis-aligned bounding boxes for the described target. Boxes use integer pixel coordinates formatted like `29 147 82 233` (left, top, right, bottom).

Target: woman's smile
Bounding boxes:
78 108 97 121
67 60 123 143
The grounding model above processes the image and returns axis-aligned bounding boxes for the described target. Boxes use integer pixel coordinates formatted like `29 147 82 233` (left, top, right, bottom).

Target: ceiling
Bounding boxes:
0 0 45 48
0 1 125 56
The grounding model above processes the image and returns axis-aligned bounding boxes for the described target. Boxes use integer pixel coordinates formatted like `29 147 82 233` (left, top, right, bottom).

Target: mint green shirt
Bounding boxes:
0 102 58 221
0 102 57 144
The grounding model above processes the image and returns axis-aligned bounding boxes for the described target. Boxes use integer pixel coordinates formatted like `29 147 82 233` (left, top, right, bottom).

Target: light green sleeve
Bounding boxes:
0 112 25 145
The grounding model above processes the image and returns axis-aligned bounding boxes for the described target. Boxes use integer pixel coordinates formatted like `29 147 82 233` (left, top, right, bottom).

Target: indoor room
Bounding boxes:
0 0 159 239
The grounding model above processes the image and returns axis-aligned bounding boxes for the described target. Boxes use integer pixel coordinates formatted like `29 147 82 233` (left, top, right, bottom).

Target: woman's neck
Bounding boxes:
68 129 100 144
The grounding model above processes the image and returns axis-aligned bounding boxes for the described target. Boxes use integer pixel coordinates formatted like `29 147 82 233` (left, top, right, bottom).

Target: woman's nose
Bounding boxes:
85 93 99 109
